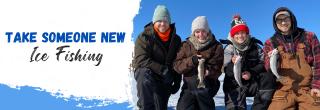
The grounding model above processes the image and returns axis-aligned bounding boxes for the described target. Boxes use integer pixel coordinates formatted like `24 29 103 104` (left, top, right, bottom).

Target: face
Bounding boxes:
194 29 208 43
233 31 248 44
276 15 291 35
154 20 170 33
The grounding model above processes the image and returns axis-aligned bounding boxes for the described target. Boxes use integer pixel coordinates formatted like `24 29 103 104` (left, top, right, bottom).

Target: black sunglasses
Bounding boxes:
276 17 291 24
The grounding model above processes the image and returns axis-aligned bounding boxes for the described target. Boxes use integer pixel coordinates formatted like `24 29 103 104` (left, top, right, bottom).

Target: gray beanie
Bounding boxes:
152 5 171 24
275 11 290 19
192 16 210 34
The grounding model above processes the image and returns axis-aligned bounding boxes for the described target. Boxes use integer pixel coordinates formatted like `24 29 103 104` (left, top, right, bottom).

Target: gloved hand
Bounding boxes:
170 73 182 94
160 65 169 77
160 65 174 85
192 54 203 65
170 82 180 94
192 55 199 65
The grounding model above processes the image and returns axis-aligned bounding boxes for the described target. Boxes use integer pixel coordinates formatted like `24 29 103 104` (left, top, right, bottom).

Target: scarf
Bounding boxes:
154 25 171 42
228 34 251 52
189 33 213 51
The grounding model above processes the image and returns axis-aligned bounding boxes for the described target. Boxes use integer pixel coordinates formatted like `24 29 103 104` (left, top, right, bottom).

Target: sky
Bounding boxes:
133 0 320 43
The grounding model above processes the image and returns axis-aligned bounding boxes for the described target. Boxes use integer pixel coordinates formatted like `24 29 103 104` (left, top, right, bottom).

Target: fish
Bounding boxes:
270 49 282 80
233 55 243 87
197 58 206 88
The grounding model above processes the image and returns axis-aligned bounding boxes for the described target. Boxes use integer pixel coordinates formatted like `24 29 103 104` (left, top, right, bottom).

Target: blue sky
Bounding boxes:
133 0 320 42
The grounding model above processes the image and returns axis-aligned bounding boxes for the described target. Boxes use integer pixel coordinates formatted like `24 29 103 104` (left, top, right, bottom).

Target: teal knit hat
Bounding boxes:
152 5 171 24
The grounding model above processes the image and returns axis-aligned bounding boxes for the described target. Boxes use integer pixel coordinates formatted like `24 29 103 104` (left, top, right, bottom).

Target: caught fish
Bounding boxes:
270 49 282 80
233 55 243 87
197 58 206 88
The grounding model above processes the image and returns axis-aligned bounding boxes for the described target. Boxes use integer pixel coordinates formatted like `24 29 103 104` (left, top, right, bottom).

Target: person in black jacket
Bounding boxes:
132 5 182 110
220 15 276 110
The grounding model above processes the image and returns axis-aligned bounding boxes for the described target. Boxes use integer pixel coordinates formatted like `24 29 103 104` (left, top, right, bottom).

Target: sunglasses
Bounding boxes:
276 17 291 24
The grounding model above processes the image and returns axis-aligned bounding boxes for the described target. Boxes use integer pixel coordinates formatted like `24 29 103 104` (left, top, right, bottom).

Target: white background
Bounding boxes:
0 0 140 107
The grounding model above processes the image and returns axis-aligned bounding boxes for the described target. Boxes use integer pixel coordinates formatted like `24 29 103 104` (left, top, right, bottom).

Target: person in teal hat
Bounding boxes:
133 5 182 110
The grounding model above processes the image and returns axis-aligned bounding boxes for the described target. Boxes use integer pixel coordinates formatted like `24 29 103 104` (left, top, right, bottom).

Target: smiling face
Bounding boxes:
194 29 208 43
276 14 292 35
154 20 170 33
233 31 248 44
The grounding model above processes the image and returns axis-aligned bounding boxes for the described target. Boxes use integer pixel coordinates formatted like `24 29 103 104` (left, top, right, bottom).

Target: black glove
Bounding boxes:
192 55 199 65
210 79 220 96
170 82 180 94
170 73 182 94
160 65 169 77
160 65 174 85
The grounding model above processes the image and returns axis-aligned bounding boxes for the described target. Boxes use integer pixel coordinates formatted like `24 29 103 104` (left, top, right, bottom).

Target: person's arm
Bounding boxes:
206 44 224 80
170 70 182 94
133 34 166 75
310 33 320 90
263 39 273 72
173 42 197 74
248 46 266 75
223 45 233 70
223 45 235 77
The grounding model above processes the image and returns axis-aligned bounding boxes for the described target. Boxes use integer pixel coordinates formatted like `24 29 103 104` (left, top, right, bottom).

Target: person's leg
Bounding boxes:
252 89 275 110
223 69 248 110
252 72 276 110
195 87 217 110
154 81 171 110
297 88 320 110
153 91 170 110
205 78 220 97
224 87 247 110
267 90 296 110
177 88 196 110
135 68 157 110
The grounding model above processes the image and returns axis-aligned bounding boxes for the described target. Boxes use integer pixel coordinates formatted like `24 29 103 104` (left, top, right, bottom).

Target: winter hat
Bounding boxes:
230 15 249 37
152 5 171 24
275 11 290 19
191 16 210 34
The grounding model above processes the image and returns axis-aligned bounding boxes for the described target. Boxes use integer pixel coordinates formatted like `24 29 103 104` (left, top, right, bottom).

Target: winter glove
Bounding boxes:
160 65 174 85
160 65 169 77
212 80 220 96
224 62 235 77
205 78 220 97
192 55 199 65
170 73 182 94
170 82 180 94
